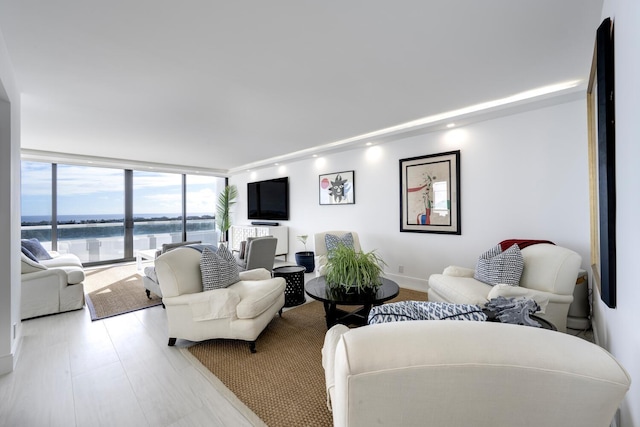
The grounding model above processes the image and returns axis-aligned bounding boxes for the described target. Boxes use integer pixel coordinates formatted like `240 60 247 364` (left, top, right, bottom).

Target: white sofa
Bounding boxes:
154 247 286 351
322 321 631 427
428 243 581 332
20 251 85 319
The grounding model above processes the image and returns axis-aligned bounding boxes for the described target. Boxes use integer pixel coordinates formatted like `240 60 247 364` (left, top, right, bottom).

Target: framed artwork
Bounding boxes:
587 17 616 308
400 150 460 234
319 170 355 205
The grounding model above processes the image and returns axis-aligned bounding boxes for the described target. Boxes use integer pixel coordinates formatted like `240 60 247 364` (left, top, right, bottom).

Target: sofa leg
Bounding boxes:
145 289 151 299
249 341 257 353
168 338 176 346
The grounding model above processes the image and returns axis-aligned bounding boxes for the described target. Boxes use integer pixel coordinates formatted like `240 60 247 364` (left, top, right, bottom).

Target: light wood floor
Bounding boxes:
0 277 262 426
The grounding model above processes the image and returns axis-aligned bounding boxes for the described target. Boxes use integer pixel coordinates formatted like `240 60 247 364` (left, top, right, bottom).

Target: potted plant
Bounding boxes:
294 235 315 273
324 244 386 294
215 184 238 246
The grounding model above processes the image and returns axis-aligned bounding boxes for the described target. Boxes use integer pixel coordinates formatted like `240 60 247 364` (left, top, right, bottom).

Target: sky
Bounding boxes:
21 161 223 217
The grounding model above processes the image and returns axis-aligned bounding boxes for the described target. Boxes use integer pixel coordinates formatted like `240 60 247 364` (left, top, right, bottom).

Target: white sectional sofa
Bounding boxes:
20 251 85 319
322 320 631 427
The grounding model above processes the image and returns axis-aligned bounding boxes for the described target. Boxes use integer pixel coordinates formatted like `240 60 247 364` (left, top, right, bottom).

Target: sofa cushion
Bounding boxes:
21 252 48 273
40 253 83 268
200 245 240 291
21 238 53 260
474 243 524 286
325 232 354 257
428 274 491 305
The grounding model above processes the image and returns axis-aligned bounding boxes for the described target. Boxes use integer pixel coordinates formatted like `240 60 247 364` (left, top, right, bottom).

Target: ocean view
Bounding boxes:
21 213 214 225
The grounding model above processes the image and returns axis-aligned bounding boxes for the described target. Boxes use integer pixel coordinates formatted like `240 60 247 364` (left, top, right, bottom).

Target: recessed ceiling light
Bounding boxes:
274 163 279 166
366 142 373 146
447 123 455 128
312 154 318 158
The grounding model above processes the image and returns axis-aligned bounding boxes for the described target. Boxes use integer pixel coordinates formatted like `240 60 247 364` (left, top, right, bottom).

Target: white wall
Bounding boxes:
0 26 21 374
592 1 640 426
231 98 590 291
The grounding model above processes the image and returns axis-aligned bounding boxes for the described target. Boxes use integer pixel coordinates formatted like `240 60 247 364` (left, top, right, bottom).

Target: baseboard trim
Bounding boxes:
384 272 429 293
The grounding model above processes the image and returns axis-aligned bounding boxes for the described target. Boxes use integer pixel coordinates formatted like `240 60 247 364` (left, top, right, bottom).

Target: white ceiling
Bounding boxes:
0 1 602 174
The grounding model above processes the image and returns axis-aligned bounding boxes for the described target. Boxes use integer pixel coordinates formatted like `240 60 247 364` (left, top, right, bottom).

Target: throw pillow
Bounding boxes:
200 245 240 291
368 301 487 324
21 238 53 260
474 243 524 286
21 245 38 262
325 233 354 257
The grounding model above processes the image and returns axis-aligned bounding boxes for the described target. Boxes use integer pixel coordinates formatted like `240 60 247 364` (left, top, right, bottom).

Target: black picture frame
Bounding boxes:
587 17 616 308
399 150 460 235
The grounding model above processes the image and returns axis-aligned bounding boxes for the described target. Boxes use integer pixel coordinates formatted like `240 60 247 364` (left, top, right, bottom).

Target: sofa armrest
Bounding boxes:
22 269 68 290
238 268 271 281
442 265 475 277
321 324 350 412
164 288 241 321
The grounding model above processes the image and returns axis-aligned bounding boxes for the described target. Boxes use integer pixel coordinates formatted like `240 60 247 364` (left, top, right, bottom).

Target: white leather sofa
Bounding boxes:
154 247 286 351
20 251 85 319
428 243 581 332
322 321 630 427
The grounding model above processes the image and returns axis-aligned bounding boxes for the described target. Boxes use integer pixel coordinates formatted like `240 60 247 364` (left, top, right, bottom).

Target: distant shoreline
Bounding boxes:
21 213 214 227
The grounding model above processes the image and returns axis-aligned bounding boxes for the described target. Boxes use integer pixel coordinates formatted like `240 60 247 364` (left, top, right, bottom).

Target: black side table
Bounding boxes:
273 265 306 307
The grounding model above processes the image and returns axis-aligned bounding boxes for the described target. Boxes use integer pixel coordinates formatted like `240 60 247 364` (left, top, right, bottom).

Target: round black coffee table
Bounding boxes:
305 276 400 328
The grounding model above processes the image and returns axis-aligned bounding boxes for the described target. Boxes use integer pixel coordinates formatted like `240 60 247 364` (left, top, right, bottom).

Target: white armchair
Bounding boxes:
322 321 630 427
154 247 286 352
313 231 362 276
21 251 85 319
428 243 581 332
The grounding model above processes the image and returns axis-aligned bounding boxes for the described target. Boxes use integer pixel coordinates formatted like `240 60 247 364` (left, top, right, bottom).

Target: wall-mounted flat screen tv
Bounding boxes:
247 177 289 221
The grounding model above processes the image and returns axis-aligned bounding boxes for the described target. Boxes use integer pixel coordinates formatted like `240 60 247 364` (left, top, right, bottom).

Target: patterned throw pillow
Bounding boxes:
200 245 240 291
474 243 524 286
325 233 354 257
368 301 487 324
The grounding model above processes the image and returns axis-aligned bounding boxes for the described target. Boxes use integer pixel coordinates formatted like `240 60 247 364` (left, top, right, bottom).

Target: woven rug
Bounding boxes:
85 264 162 321
187 287 427 427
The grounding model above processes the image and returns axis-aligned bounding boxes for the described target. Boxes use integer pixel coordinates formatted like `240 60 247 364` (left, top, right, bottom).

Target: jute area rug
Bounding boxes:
187 287 427 427
84 263 162 321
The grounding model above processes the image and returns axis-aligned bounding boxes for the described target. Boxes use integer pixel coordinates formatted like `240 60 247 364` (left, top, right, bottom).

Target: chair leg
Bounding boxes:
249 341 257 353
146 289 151 299
168 338 176 346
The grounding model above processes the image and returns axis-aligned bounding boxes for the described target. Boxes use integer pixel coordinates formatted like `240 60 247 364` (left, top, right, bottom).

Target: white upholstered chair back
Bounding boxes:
313 231 362 276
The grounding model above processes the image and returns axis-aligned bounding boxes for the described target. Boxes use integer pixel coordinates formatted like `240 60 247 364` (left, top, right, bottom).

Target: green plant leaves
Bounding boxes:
215 184 238 235
324 244 386 293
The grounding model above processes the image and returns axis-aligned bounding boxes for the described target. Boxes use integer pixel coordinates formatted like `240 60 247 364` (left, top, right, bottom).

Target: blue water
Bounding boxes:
22 213 212 224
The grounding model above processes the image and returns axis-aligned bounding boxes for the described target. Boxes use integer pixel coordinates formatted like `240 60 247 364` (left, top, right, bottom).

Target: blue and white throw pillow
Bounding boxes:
200 245 240 291
325 233 355 257
368 301 487 324
474 243 524 286
21 238 53 260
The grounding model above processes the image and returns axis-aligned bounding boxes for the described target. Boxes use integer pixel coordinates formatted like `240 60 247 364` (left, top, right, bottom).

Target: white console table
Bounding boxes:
230 225 288 257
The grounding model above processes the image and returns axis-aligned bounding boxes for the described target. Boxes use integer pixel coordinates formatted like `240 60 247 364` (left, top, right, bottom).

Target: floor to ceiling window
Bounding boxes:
21 160 226 266
133 171 184 252
186 174 219 244
57 164 125 263
21 161 53 247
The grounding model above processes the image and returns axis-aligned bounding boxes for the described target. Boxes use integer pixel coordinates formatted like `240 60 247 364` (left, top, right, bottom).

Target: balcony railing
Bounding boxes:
21 218 219 264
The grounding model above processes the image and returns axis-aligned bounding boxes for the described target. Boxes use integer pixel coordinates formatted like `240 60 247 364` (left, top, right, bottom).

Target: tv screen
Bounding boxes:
247 177 289 221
